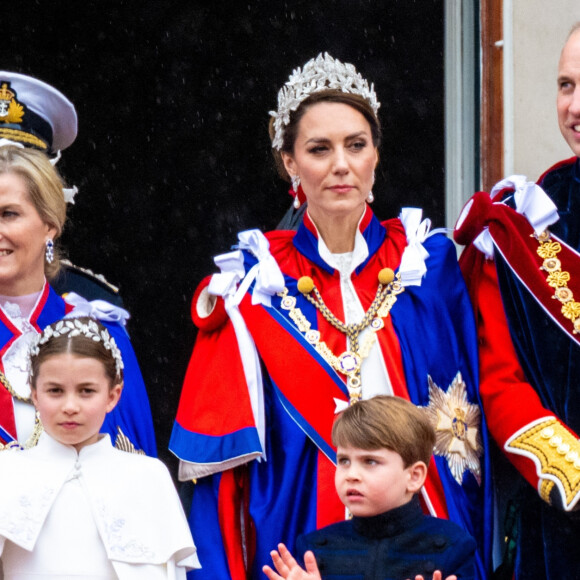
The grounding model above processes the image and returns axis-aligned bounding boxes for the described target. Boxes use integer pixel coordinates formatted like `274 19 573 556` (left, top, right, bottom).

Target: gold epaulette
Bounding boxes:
506 418 580 509
114 426 145 455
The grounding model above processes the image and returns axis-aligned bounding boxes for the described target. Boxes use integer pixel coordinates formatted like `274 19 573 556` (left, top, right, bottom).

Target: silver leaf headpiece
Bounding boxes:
29 318 124 379
269 52 380 151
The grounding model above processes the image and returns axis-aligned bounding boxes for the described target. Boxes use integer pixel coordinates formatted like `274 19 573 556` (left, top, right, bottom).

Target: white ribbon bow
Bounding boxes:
398 208 431 286
491 175 559 233
475 175 559 258
50 151 79 204
208 250 246 299
63 186 78 204
64 292 131 328
473 230 495 260
236 229 285 306
334 398 349 414
206 229 283 461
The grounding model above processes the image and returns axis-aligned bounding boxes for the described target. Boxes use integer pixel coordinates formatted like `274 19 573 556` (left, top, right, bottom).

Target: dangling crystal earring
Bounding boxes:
45 239 54 264
291 175 301 209
291 175 300 192
366 171 375 203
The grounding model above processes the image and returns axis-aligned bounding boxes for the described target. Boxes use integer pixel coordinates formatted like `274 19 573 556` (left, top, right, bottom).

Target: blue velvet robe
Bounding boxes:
494 158 580 579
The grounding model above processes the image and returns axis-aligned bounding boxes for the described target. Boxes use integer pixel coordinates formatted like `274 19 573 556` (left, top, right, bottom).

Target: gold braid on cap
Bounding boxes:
269 53 380 150
29 318 124 379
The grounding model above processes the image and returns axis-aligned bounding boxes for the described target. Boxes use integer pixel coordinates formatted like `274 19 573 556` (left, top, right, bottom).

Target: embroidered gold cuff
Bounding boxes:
506 418 580 509
540 479 555 503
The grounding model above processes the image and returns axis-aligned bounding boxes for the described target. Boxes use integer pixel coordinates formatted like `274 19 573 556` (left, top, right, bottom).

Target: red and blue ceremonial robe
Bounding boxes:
455 158 580 579
0 281 156 456
171 206 491 579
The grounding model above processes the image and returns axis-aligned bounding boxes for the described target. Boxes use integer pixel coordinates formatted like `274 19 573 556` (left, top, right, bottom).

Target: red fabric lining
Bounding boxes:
218 469 247 580
176 320 257 435
420 456 449 518
456 196 580 490
316 450 344 528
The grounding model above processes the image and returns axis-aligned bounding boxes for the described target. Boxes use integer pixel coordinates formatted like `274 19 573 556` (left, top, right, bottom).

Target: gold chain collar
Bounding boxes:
0 370 44 451
535 230 580 334
0 370 32 404
279 268 404 404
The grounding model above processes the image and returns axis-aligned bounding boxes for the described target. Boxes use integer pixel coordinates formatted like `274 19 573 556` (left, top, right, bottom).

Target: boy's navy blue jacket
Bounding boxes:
296 495 476 580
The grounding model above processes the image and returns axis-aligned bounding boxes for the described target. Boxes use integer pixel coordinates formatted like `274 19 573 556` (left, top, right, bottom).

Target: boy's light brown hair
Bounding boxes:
331 395 435 467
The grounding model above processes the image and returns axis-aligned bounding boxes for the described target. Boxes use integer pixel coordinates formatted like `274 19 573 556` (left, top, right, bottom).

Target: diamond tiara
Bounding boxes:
29 318 124 379
269 52 380 151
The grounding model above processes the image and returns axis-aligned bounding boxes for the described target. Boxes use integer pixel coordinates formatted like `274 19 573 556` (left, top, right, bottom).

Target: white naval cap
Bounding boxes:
0 70 77 153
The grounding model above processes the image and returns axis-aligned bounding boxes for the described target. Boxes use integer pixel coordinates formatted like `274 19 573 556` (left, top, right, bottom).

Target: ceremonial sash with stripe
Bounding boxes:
240 293 347 463
456 190 580 346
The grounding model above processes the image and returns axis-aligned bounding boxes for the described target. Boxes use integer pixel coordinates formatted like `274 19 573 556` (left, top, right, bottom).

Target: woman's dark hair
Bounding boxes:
269 90 382 182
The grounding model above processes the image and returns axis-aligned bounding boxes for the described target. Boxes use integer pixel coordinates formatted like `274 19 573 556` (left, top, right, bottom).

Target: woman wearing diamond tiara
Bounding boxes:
170 53 490 579
0 72 155 456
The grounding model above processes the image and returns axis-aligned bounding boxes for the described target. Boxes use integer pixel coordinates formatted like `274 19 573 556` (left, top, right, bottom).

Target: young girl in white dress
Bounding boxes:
0 316 200 579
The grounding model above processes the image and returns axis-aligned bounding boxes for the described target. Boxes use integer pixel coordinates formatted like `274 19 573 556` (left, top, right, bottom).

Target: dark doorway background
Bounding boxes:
7 0 444 472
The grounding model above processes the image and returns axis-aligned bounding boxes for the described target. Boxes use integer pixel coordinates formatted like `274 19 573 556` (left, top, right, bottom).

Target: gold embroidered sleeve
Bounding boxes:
506 418 580 510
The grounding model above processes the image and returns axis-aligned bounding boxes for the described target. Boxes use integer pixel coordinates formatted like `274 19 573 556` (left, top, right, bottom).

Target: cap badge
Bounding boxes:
0 82 24 124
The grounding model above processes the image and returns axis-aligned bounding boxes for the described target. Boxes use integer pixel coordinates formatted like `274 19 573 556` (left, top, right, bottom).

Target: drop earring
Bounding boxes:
45 239 54 264
367 172 375 203
291 175 301 192
291 175 301 209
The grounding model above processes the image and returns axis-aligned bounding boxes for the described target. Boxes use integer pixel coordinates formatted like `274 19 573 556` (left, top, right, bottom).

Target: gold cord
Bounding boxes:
536 230 580 334
0 370 32 404
280 268 404 403
0 370 43 451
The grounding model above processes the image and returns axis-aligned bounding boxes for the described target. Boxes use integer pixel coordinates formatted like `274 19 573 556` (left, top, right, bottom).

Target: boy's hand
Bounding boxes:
408 573 457 580
262 543 322 580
